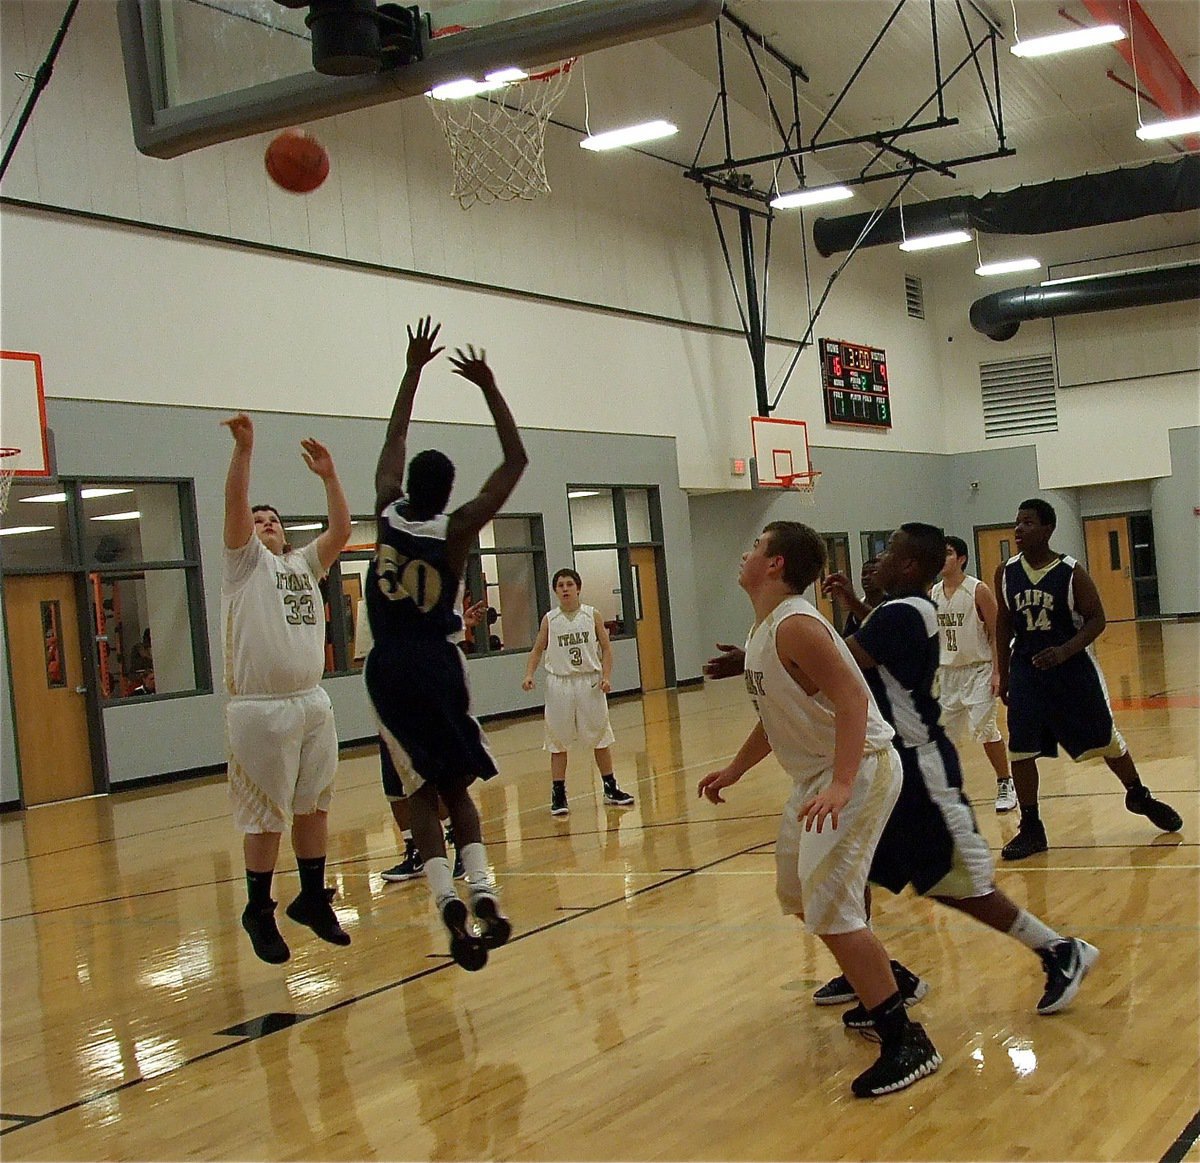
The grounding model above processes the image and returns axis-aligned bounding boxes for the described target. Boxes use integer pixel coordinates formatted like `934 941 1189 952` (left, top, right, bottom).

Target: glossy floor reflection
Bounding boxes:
1 621 1197 1160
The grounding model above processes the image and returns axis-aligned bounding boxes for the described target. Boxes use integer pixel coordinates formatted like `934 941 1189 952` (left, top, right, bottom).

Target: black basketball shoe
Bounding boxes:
851 1022 942 1098
1037 938 1099 1014
1002 818 1049 861
441 897 488 971
286 887 352 946
1125 786 1183 833
471 891 512 950
841 962 929 1027
241 901 290 964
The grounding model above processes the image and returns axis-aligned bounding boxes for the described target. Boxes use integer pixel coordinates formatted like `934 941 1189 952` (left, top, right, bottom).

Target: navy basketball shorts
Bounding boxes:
869 735 994 900
1007 652 1126 762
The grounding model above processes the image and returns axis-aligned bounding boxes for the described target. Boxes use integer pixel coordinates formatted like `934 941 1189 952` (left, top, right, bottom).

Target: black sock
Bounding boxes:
602 773 616 784
868 991 909 1049
297 856 326 898
1020 803 1041 826
1126 780 1146 797
246 869 274 909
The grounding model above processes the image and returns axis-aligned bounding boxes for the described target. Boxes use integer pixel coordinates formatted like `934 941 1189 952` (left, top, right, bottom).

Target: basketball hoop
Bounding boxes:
779 470 821 506
0 448 21 514
427 38 575 208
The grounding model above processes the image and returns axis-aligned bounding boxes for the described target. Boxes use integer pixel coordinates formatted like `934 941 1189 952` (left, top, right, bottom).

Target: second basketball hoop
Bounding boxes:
749 416 821 506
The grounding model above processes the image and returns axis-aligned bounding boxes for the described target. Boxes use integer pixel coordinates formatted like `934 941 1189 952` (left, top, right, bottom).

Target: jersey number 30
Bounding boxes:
376 544 442 612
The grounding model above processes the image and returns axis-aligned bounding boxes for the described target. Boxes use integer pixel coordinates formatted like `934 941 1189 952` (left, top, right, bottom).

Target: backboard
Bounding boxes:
749 415 817 491
0 351 52 477
117 0 721 158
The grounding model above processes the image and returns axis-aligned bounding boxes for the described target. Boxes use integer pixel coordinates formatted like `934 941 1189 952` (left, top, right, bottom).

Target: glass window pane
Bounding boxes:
492 515 536 548
1 480 72 567
91 570 198 698
625 489 652 541
572 548 626 635
281 517 324 550
82 483 184 564
346 518 376 551
569 488 616 543
480 551 539 651
338 561 370 672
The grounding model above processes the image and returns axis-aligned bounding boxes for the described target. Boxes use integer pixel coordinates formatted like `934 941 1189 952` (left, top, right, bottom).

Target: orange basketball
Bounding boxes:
264 129 330 194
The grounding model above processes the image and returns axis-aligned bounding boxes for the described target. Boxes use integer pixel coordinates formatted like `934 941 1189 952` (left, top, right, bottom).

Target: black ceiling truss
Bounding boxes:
687 0 1016 414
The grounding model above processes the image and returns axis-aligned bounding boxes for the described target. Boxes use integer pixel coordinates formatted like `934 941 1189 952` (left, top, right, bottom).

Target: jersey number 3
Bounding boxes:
376 544 442 612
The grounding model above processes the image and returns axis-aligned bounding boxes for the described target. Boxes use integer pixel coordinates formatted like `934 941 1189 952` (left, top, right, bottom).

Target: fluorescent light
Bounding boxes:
770 185 854 209
568 489 602 499
898 230 972 252
20 487 133 504
975 257 1043 276
90 511 141 522
0 525 54 536
427 77 506 100
1010 24 1125 57
1135 114 1200 140
285 522 323 531
580 120 677 151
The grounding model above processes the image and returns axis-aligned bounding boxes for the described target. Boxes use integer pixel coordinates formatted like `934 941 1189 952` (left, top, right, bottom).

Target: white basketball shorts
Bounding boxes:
938 661 1002 744
226 687 338 833
775 747 902 935
543 672 616 753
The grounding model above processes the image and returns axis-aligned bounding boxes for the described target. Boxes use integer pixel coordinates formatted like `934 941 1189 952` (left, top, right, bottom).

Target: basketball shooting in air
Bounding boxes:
264 128 330 193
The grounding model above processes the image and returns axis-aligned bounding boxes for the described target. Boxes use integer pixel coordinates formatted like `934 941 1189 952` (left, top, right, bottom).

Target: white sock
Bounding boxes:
461 842 493 896
1008 908 1062 952
424 857 456 906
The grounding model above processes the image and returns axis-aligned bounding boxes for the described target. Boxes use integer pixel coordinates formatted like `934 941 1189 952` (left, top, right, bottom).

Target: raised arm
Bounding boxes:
221 413 255 549
300 437 352 572
445 347 529 569
374 317 444 513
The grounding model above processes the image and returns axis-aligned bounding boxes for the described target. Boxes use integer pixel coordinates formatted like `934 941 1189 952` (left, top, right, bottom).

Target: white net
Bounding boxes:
428 62 574 208
781 471 820 506
0 449 20 514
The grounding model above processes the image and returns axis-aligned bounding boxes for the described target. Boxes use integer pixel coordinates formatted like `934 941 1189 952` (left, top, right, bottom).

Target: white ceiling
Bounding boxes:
548 0 1198 257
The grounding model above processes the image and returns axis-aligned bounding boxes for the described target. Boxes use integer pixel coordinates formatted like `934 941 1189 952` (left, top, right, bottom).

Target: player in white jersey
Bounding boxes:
522 569 635 815
933 536 1016 812
220 413 352 965
697 521 940 1099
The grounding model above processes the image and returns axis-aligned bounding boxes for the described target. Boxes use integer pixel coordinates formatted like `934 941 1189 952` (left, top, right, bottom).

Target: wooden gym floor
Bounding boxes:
1 620 1197 1161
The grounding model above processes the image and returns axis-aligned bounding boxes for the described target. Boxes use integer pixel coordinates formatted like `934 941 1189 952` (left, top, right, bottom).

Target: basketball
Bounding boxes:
264 129 330 194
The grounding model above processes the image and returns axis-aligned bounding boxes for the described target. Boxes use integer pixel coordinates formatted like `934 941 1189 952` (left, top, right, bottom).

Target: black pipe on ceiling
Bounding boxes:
969 261 1200 341
812 156 1200 257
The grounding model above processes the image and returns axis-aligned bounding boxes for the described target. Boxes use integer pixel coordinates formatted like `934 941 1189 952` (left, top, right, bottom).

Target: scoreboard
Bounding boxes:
819 338 891 428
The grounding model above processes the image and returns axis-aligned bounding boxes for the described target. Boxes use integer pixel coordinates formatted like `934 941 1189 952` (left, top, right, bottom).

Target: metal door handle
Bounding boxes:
74 686 88 694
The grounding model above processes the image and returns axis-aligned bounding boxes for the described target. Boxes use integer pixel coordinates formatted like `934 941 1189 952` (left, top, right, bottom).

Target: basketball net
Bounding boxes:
0 448 21 515
428 59 575 208
779 470 821 506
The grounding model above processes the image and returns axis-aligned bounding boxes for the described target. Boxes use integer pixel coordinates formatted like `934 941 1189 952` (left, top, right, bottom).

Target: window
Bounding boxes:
568 487 662 639
313 514 548 669
861 529 892 563
0 479 211 701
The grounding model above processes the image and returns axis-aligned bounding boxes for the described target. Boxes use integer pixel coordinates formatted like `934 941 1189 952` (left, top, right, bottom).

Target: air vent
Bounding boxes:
904 274 925 319
979 353 1058 438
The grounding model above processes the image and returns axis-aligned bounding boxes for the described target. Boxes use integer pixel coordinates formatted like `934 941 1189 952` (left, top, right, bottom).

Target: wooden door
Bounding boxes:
815 534 851 632
1084 517 1136 622
4 574 95 804
975 526 1015 591
629 547 666 692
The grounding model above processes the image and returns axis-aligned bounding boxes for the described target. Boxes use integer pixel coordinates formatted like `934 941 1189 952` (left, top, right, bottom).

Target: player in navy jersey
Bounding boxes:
994 499 1182 861
835 523 1098 1017
365 316 528 971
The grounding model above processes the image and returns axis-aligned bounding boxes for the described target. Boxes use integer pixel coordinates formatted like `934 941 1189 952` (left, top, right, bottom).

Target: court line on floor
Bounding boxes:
1161 1106 1200 1163
0 835 774 1136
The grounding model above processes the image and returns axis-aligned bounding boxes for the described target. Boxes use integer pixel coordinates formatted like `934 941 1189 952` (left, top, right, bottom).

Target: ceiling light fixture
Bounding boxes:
1010 24 1125 57
0 525 54 537
770 185 854 209
580 120 677 151
1135 113 1200 140
284 522 324 531
20 487 134 504
975 257 1043 276
90 511 141 522
898 230 973 252
427 77 507 100
567 489 602 499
